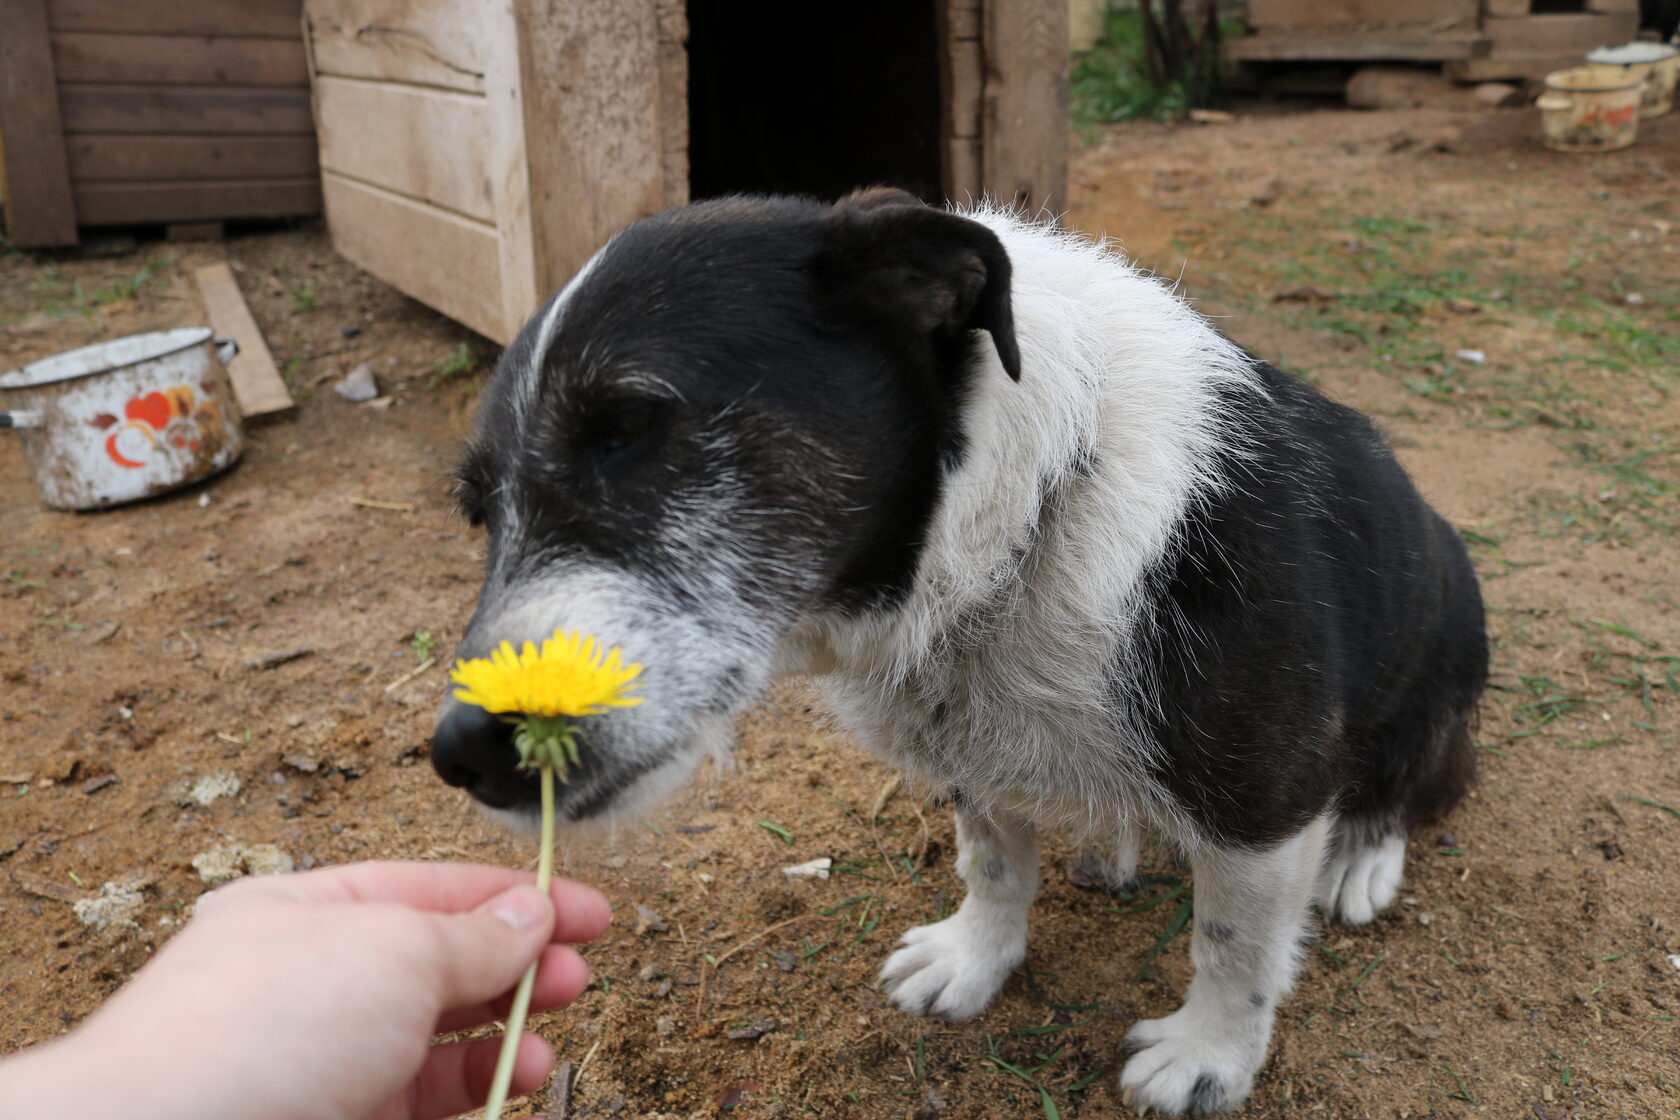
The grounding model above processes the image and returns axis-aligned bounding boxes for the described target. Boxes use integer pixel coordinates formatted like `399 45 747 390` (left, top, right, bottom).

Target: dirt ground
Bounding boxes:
3 103 1677 1120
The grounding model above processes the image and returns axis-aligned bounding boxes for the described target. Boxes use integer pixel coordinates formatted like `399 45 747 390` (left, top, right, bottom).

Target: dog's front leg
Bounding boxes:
1120 815 1331 1115
879 800 1038 1019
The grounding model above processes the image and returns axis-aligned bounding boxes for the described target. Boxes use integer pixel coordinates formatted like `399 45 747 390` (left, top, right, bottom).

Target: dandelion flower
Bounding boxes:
446 629 642 1120
450 630 643 719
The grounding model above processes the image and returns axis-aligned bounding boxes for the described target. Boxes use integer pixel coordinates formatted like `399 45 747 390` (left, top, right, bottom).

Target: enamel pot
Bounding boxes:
0 327 245 510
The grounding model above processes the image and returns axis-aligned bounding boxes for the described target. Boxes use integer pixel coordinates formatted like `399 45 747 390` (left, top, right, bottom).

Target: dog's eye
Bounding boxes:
597 403 657 452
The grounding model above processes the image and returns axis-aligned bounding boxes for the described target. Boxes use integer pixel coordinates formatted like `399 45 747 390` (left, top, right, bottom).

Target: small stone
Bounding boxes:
189 770 241 806
634 904 669 936
339 324 362 339
638 964 661 982
1417 912 1432 926
1453 350 1484 365
191 846 247 886
1436 833 1457 847
73 880 146 932
655 1016 677 1036
781 857 832 880
725 1018 778 1041
192 843 294 885
333 362 380 403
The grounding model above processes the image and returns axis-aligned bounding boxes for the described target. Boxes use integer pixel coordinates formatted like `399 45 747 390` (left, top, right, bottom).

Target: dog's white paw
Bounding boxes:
879 913 1024 1019
1120 1005 1269 1116
1319 833 1405 925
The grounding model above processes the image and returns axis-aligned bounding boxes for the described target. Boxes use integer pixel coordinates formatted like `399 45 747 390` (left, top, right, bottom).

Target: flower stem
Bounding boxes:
481 761 556 1118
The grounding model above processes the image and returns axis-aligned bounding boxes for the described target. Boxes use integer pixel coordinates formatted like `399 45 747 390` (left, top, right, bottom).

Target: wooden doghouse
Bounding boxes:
302 0 1069 344
0 0 321 247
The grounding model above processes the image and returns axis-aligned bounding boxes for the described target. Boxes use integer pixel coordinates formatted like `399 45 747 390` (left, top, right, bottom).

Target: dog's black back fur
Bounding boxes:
1140 361 1486 847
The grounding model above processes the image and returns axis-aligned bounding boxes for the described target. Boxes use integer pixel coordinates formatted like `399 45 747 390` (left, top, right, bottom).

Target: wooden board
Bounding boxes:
1482 12 1637 53
66 135 318 182
0 0 78 246
1446 52 1608 81
518 0 667 298
1485 0 1530 16
46 0 304 39
58 85 314 135
312 75 492 219
320 171 507 341
1225 28 1488 61
654 0 689 211
50 32 309 87
303 0 487 94
1247 0 1476 27
193 261 296 423
982 0 1069 212
73 178 320 224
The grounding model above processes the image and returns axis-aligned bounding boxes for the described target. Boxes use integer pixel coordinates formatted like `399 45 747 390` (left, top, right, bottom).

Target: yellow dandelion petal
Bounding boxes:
449 629 644 718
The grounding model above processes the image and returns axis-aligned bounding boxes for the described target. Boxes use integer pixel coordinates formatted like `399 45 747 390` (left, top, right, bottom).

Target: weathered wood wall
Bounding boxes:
0 0 321 244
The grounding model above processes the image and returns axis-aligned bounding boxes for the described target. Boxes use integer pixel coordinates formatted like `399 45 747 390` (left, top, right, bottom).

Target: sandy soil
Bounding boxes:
2 103 1677 1119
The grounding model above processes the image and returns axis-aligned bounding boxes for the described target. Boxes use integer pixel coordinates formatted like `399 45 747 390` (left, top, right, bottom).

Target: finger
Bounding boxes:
419 884 558 1010
400 1033 554 1120
433 944 591 1034
242 861 612 941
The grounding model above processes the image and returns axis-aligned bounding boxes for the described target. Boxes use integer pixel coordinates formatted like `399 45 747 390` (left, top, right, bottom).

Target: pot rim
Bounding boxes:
0 326 215 391
1541 67 1644 94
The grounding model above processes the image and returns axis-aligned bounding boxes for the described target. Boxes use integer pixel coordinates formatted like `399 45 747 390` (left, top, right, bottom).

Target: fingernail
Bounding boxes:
488 885 550 933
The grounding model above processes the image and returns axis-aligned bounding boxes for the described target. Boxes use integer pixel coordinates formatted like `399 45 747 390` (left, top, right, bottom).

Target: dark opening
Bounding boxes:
686 0 944 203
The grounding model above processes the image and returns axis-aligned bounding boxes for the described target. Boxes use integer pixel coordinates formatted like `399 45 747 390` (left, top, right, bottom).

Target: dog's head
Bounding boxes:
431 190 1018 824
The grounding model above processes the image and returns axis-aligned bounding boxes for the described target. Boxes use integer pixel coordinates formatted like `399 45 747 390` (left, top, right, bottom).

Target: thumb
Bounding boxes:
424 884 555 1009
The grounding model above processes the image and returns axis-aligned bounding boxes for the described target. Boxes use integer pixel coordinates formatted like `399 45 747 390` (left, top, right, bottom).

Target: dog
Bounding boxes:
431 188 1488 1115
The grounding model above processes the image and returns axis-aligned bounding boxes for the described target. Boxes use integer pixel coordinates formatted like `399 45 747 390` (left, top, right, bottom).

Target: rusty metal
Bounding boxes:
0 328 246 510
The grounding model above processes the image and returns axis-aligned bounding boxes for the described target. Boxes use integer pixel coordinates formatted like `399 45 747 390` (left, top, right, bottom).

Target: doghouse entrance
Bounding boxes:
686 0 945 203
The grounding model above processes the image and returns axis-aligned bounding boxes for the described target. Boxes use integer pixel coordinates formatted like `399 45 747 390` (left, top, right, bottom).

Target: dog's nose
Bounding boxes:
431 703 527 808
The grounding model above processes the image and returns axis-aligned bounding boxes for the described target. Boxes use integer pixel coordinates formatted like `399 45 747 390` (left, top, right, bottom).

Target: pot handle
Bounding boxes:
215 337 240 365
0 410 44 430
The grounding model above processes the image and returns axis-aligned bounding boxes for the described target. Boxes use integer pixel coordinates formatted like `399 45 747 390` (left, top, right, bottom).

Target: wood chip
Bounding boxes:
13 870 95 904
80 775 117 795
547 1060 573 1119
348 497 416 513
245 648 314 670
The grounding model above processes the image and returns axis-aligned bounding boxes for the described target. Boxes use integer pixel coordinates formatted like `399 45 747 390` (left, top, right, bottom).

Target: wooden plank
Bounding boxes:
66 135 318 182
655 0 689 211
320 171 507 342
982 0 1069 212
51 32 309 87
194 261 295 422
1585 0 1637 11
1482 12 1637 53
1446 52 1604 81
312 75 492 220
478 0 537 339
946 136 982 206
1485 0 1530 16
0 0 78 246
517 0 667 298
72 178 320 224
1224 29 1488 61
1247 0 1475 27
58 85 314 135
947 35 984 138
46 0 304 39
303 0 487 94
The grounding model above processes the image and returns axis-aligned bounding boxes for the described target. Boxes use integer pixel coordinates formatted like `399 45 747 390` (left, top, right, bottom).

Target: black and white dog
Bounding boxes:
432 189 1487 1115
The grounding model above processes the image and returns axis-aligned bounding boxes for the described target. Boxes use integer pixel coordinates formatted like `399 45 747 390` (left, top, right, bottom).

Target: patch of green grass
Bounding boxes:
429 341 477 388
1070 9 1239 129
291 279 317 314
410 628 438 663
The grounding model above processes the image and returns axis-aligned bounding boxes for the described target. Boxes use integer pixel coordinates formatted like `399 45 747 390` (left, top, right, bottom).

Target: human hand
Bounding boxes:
0 861 611 1120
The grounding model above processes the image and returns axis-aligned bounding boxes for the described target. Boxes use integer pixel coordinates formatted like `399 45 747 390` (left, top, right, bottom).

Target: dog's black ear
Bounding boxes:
816 190 1022 381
